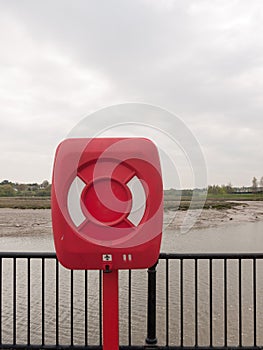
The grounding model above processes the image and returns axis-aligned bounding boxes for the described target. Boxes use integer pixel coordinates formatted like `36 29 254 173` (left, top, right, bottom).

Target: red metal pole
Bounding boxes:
103 269 119 350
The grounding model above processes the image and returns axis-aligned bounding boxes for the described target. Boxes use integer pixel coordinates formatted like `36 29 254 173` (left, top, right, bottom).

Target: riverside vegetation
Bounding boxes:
0 180 263 210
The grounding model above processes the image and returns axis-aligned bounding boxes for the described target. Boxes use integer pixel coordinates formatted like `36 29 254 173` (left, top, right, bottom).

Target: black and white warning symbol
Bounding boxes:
102 254 112 262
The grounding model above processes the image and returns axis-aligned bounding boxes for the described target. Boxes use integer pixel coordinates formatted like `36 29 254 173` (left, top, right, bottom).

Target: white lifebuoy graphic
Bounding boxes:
67 175 146 228
67 176 86 227
126 176 146 226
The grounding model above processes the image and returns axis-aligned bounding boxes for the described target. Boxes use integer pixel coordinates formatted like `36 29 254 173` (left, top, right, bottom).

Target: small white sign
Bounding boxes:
102 254 112 262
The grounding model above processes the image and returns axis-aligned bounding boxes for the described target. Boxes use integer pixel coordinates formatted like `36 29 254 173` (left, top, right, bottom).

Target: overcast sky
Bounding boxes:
0 0 262 188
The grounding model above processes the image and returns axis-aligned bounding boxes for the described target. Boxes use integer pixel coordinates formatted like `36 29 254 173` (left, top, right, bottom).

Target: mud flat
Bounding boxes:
0 202 263 238
0 208 52 238
164 201 263 231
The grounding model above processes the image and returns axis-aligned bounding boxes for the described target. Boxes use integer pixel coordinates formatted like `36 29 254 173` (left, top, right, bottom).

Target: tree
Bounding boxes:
252 177 258 192
208 185 225 195
0 180 12 185
260 176 263 188
222 182 233 194
0 184 16 197
41 180 49 188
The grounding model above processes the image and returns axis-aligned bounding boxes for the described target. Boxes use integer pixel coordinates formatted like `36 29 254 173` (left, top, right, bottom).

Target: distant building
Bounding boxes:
232 186 263 194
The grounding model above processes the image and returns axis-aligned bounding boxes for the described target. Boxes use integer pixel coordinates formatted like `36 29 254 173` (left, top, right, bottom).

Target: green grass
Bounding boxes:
0 197 51 209
207 193 263 201
164 193 263 210
0 192 262 210
163 192 263 211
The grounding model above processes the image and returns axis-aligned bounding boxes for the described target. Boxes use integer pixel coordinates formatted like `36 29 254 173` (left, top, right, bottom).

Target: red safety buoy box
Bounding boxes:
52 138 163 270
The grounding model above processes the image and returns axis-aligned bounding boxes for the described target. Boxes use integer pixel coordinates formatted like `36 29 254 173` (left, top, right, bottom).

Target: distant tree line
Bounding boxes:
1 176 262 198
208 177 263 195
0 180 51 197
165 176 263 196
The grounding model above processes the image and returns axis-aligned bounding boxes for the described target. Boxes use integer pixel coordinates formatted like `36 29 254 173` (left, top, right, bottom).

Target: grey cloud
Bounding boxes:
0 0 262 185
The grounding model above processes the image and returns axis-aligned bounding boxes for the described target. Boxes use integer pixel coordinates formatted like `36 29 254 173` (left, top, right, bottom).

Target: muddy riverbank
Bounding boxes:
0 201 263 239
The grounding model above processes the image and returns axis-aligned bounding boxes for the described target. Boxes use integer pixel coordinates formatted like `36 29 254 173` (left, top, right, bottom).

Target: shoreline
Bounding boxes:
165 201 263 231
0 201 263 237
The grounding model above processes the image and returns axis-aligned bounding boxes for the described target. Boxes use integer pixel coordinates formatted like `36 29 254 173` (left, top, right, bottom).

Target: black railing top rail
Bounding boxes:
1 251 263 260
0 252 57 259
159 252 263 259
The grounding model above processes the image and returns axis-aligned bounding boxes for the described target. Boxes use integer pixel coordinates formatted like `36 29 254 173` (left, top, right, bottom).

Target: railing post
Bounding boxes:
145 261 158 345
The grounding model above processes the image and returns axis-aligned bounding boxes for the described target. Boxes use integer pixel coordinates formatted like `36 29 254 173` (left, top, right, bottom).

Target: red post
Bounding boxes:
103 269 119 350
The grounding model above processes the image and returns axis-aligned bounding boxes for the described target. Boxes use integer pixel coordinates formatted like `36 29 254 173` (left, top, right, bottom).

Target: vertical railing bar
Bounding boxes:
253 258 257 347
166 259 169 346
128 270 132 346
41 258 45 346
239 258 242 347
13 257 17 346
209 258 213 347
84 270 88 347
146 263 157 345
195 258 198 347
224 258 228 347
99 270 102 346
55 259 59 347
27 258 31 346
180 258 183 347
70 269 74 346
0 258 2 345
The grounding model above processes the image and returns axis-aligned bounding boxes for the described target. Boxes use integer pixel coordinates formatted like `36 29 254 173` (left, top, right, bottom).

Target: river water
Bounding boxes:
1 208 263 253
1 208 263 347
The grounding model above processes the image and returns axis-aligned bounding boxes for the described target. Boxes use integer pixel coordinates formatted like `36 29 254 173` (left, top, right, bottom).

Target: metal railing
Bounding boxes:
0 252 263 349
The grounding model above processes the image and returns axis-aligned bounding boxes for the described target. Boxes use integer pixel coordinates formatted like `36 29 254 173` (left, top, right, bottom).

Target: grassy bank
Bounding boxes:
0 192 262 210
207 193 263 201
205 192 263 210
0 197 51 209
164 192 263 211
